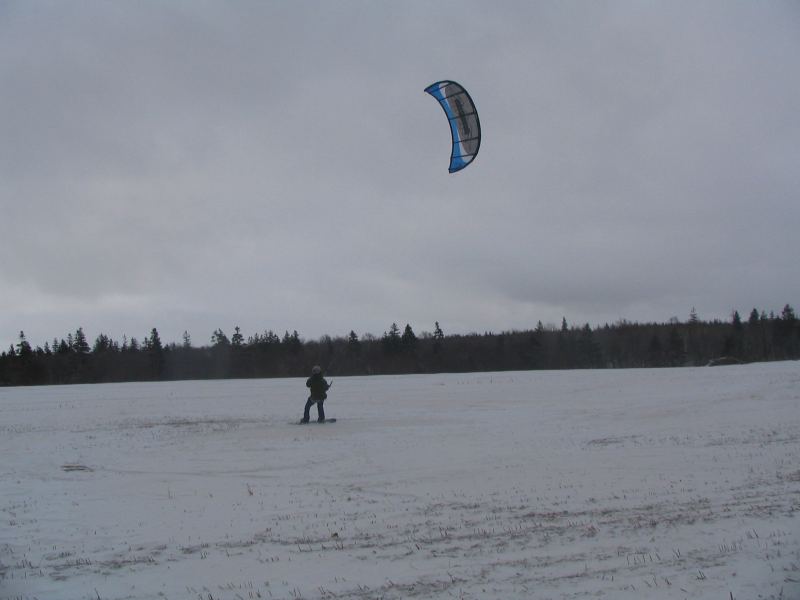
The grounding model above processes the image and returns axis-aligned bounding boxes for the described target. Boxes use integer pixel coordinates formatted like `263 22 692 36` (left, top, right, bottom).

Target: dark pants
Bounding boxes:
303 397 325 422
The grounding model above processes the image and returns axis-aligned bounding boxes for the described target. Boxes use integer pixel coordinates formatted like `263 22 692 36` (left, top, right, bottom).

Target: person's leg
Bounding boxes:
302 397 314 422
317 400 325 422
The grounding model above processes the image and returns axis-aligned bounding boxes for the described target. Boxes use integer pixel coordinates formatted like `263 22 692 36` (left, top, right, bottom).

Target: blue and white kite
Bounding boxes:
424 80 481 173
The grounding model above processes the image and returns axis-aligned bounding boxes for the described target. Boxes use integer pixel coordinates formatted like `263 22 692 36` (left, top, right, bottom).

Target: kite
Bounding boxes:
424 80 481 173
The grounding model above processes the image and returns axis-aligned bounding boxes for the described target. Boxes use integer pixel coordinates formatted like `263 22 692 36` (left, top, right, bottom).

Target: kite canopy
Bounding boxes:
424 80 481 173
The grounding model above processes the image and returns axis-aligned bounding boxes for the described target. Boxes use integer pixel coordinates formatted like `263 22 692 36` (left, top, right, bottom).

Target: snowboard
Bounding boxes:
294 418 337 425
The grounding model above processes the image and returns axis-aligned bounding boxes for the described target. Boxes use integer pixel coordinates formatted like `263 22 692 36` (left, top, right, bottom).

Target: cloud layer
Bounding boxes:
2 2 799 347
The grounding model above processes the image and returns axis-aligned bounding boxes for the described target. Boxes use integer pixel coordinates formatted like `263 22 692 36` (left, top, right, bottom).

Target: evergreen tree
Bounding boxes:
728 310 744 358
401 324 417 350
776 304 798 357
93 333 113 353
148 328 163 352
781 304 796 322
257 330 279 347
556 318 573 368
685 308 702 363
577 324 601 368
528 327 544 368
73 327 90 354
287 330 302 354
13 332 39 386
16 331 32 358
182 331 192 349
231 326 244 347
211 329 230 347
209 329 231 378
432 321 444 354
147 328 165 378
347 330 361 354
382 323 402 354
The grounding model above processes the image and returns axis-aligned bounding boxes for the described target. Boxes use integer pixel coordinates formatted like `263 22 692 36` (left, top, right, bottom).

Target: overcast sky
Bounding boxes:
2 1 799 349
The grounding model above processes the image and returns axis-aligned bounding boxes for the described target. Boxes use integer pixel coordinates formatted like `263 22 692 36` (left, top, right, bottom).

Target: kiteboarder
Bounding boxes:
302 365 331 423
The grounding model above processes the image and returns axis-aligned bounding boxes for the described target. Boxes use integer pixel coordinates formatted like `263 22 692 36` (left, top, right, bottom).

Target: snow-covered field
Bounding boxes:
1 363 799 600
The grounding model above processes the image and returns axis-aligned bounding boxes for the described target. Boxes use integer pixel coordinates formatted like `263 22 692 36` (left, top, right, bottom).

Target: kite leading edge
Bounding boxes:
424 80 481 173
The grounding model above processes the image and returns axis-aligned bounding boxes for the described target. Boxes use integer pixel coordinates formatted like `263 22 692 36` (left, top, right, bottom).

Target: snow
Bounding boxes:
1 362 799 599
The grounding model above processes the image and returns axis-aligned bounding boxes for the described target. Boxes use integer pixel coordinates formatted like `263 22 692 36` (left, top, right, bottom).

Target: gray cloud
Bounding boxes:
2 1 799 348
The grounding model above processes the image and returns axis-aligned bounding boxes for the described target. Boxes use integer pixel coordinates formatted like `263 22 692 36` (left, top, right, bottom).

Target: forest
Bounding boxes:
1 306 798 386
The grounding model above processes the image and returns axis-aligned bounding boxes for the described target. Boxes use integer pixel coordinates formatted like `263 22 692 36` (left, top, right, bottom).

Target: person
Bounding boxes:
302 365 331 423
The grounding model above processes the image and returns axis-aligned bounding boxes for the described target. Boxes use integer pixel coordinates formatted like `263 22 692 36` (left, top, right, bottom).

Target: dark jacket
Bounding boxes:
306 373 330 401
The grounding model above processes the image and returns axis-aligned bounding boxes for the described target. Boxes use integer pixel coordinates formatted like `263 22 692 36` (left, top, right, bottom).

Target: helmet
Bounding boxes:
311 365 322 374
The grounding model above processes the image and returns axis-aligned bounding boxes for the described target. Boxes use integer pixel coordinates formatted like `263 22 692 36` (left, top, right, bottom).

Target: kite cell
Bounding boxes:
424 80 481 173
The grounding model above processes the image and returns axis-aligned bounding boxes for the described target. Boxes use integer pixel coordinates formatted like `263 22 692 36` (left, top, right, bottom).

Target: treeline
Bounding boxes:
1 306 798 387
